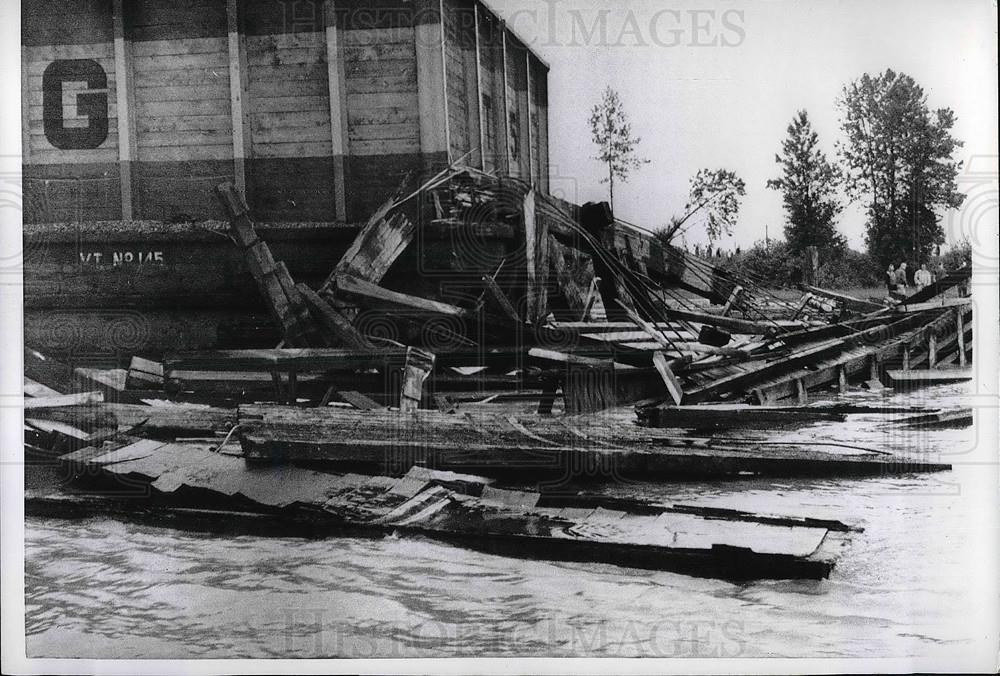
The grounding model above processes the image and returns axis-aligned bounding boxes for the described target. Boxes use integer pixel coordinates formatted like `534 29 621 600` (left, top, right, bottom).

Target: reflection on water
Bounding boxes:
24 383 992 659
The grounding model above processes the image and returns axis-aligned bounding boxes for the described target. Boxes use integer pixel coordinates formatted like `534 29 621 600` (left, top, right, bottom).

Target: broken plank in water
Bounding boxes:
43 442 856 580
890 408 973 429
886 368 972 385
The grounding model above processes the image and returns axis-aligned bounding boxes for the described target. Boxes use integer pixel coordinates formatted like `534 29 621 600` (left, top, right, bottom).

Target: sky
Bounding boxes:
490 0 999 251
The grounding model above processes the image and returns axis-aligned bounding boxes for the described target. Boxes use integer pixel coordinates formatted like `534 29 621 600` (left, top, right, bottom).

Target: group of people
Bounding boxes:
886 262 939 297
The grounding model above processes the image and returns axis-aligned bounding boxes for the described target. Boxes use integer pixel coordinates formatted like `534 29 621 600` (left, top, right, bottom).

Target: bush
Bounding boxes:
719 241 882 290
719 240 800 288
815 248 883 288
939 238 972 271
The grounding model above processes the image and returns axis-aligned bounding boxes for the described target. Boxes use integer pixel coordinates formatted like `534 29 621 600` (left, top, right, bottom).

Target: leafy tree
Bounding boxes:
766 110 845 255
589 87 649 212
658 169 747 243
837 69 965 267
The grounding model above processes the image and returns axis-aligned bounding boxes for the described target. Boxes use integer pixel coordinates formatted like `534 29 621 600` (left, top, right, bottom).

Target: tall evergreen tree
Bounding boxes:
837 70 965 266
766 110 845 255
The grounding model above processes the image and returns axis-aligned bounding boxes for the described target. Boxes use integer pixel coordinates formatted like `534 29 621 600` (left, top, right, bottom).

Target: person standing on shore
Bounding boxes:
914 264 932 291
895 262 909 295
886 264 896 294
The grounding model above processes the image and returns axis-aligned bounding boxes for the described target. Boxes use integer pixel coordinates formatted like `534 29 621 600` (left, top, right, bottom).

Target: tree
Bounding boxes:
658 169 746 243
588 87 648 212
837 69 965 267
766 110 846 255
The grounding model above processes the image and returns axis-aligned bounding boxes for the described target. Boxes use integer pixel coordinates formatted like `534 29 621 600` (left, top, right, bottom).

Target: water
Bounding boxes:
24 383 997 659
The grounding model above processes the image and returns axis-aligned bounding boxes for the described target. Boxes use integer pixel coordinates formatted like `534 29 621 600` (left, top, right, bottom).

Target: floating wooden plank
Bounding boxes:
41 441 858 580
886 368 972 385
235 405 950 479
891 407 972 429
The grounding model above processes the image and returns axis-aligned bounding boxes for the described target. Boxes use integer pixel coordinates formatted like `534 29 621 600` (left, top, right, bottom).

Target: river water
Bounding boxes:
23 382 998 660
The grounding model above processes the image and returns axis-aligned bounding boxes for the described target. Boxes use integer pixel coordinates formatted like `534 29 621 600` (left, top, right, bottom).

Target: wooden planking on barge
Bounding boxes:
235 405 951 479
46 440 855 580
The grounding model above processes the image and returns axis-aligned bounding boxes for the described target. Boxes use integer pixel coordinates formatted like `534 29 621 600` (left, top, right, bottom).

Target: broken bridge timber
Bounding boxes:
29 439 857 581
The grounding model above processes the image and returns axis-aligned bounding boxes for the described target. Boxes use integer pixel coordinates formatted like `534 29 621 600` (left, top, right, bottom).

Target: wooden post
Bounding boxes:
795 378 808 404
472 2 486 169
415 0 449 167
324 0 349 221
837 365 848 393
928 333 937 368
401 347 435 412
438 0 451 160
226 0 250 194
869 354 880 381
112 0 137 219
902 343 910 371
524 189 548 324
956 309 967 366
500 25 512 174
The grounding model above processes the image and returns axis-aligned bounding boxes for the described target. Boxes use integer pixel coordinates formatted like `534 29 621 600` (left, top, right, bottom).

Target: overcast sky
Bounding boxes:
491 0 998 251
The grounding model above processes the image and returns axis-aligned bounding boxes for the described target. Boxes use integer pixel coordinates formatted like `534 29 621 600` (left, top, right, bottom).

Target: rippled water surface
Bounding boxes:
25 383 995 659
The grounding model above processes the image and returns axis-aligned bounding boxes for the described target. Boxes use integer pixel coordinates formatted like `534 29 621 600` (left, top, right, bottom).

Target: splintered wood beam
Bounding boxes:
338 390 385 410
803 285 883 312
324 212 415 289
580 277 601 321
126 356 164 390
721 285 744 316
896 296 971 314
215 182 315 347
549 236 590 312
792 293 813 321
331 275 467 317
24 392 104 409
664 308 784 336
481 273 522 325
652 352 684 405
401 347 435 412
296 284 374 350
523 189 549 324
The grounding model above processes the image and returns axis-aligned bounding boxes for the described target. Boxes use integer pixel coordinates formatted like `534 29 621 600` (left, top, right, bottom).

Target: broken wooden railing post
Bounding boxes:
215 182 318 348
400 347 435 412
